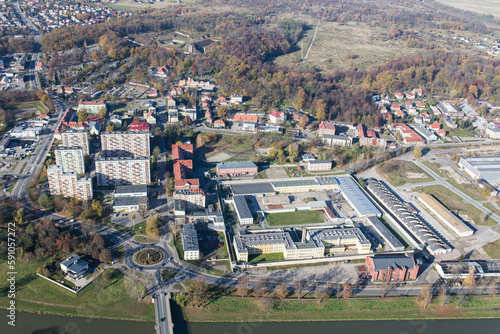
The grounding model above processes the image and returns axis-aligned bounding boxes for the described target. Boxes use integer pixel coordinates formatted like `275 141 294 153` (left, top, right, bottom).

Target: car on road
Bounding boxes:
69 219 75 223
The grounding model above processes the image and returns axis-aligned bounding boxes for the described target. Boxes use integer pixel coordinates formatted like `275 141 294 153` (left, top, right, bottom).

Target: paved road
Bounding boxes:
414 160 500 225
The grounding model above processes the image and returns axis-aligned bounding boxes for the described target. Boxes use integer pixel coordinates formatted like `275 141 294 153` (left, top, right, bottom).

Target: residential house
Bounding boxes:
230 94 243 104
214 119 225 128
269 110 286 124
318 121 336 137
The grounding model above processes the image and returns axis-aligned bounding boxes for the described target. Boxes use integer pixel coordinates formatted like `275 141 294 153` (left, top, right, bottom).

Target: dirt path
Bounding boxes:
19 299 88 309
303 20 320 61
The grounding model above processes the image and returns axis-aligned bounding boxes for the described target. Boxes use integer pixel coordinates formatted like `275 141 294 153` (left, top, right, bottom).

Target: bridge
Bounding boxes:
154 291 174 334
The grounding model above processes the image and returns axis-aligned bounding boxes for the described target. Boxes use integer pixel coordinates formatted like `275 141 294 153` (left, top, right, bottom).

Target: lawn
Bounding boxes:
0 257 154 321
419 185 497 226
3 101 48 114
7 179 18 193
173 295 500 322
134 235 157 244
266 210 325 226
127 221 147 235
248 252 285 263
435 0 500 18
377 160 433 186
113 246 126 263
483 239 500 259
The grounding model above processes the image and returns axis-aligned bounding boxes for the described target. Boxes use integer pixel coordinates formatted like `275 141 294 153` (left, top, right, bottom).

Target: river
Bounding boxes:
1 311 500 334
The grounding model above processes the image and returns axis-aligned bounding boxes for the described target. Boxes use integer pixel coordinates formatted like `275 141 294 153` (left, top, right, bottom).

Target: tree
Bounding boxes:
217 106 227 118
237 277 249 297
488 284 498 299
288 150 298 163
124 275 146 301
91 51 101 62
294 279 304 300
341 282 353 299
99 248 113 264
275 284 289 300
145 213 161 238
91 199 104 217
153 146 161 159
414 146 423 158
254 278 266 298
299 114 308 128
463 267 476 290
106 124 114 132
196 133 205 148
314 288 330 304
183 116 193 126
439 286 450 309
97 107 106 119
138 205 148 219
77 109 87 122
97 269 112 289
38 194 51 209
418 286 433 309
316 99 327 120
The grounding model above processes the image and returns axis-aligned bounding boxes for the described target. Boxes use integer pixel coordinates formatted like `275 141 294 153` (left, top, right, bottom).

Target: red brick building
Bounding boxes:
216 161 258 176
365 254 420 282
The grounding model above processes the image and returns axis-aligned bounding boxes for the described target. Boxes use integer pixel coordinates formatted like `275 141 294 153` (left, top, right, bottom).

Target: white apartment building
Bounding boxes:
95 157 151 186
61 130 89 155
78 100 107 115
101 131 150 158
47 165 93 200
174 189 206 211
55 146 85 174
182 224 200 260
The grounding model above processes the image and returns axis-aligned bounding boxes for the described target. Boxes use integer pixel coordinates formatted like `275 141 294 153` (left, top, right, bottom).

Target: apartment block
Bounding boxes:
47 165 93 200
174 189 206 211
101 131 150 158
95 157 151 186
55 146 85 174
61 130 89 155
78 100 107 115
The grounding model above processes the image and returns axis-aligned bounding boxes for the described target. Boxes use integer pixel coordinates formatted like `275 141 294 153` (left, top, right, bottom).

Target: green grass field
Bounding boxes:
0 257 154 321
266 210 325 226
419 185 497 226
377 160 433 186
248 252 285 264
173 295 500 322
435 0 500 18
103 0 200 11
483 239 500 259
3 101 48 114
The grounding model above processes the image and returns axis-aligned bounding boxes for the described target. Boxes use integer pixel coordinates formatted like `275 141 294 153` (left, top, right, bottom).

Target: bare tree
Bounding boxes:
439 286 450 309
314 288 330 304
138 205 148 219
341 282 353 299
253 278 266 298
418 286 433 309
294 279 305 300
488 284 498 300
381 282 393 298
124 275 146 301
237 277 249 298
275 284 289 300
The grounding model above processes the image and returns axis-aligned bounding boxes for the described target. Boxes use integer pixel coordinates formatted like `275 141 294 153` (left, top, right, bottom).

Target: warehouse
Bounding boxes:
365 178 451 255
231 182 276 196
365 216 405 251
336 176 381 217
458 156 500 181
418 194 474 238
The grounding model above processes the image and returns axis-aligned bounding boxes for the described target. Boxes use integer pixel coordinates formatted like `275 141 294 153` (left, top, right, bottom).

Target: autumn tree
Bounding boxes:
275 284 289 300
254 278 267 298
418 286 433 309
91 199 104 217
237 277 249 298
414 146 423 158
99 248 113 264
316 99 327 121
196 133 205 148
145 213 161 238
463 267 477 290
341 282 353 299
77 109 87 122
299 114 308 128
183 116 193 126
218 106 227 118
106 124 114 132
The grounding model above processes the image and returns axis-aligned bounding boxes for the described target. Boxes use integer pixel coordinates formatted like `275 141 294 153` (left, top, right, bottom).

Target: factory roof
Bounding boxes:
217 161 257 170
113 196 148 207
231 182 276 196
233 195 253 220
335 176 380 217
366 216 405 251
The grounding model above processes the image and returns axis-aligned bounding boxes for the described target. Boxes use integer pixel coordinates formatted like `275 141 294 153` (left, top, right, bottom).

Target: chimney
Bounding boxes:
302 227 307 244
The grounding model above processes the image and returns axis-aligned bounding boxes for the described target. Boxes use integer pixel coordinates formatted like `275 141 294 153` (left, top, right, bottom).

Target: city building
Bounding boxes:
47 165 93 200
109 114 122 127
172 143 205 211
365 216 405 251
390 123 425 145
216 161 258 176
365 254 420 282
459 156 500 180
485 122 500 139
232 195 254 225
78 100 107 115
129 121 149 132
174 189 206 211
412 124 438 143
101 131 150 158
230 94 243 104
418 194 474 238
269 110 286 124
55 146 85 174
168 110 179 123
336 176 381 217
61 130 89 155
307 160 332 171
95 157 151 186
113 185 148 212
182 224 200 260
318 122 336 137
322 134 353 146
435 261 500 279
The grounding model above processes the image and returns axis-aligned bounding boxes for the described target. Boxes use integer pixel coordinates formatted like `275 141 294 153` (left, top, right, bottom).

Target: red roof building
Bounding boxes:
365 254 420 282
318 122 336 137
390 123 425 145
234 113 258 123
429 122 441 130
214 119 225 128
130 122 149 132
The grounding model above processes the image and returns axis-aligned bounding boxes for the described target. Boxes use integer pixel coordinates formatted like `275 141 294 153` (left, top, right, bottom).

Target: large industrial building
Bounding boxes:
365 216 405 251
458 156 500 181
182 224 200 260
418 194 474 238
101 131 150 158
336 176 381 217
365 179 451 255
61 130 89 155
55 146 85 174
95 157 151 186
47 165 93 200
233 227 371 262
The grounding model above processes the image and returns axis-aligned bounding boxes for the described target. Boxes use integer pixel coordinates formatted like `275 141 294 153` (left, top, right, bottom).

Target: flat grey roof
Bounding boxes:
232 183 275 196
233 195 253 220
234 231 296 253
115 185 147 194
308 159 331 164
336 176 380 217
272 179 318 188
309 227 370 247
366 216 404 251
181 224 199 252
217 161 257 169
370 255 415 271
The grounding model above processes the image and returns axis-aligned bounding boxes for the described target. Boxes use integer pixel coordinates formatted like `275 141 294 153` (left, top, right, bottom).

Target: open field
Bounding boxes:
377 160 433 186
4 101 48 114
435 0 500 18
172 295 500 322
0 257 154 321
419 185 497 226
101 0 200 11
266 210 325 226
483 238 500 259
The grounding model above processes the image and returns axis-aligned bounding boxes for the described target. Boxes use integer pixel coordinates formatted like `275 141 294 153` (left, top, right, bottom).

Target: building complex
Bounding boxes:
54 146 85 174
47 165 93 200
101 131 150 158
95 157 151 186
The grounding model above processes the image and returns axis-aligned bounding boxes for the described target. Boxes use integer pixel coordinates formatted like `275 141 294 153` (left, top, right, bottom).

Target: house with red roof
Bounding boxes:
390 123 425 146
406 93 415 100
437 129 447 137
416 103 426 109
214 119 225 128
391 104 401 110
413 88 423 96
395 109 405 117
170 87 183 96
429 122 441 130
318 121 336 137
130 121 149 132
394 92 405 100
269 110 286 124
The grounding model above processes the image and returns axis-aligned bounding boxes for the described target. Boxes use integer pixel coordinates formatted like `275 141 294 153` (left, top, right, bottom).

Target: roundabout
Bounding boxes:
134 248 163 266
